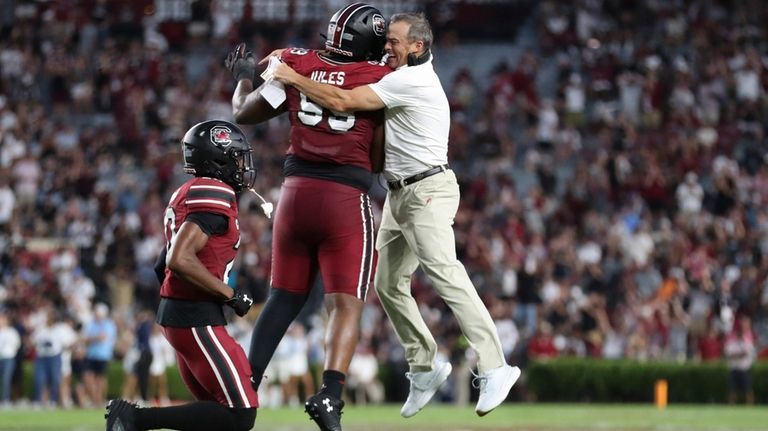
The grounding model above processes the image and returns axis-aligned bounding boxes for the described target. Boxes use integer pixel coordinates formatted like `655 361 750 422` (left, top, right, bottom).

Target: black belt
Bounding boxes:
387 164 449 190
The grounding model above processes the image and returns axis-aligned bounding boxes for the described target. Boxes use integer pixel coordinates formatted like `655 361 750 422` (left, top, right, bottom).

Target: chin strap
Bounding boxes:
248 188 274 219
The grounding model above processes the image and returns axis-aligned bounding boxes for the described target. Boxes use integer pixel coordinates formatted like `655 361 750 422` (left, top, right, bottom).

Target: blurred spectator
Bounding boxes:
54 314 78 409
82 303 116 406
262 322 311 408
527 321 558 360
9 310 27 404
0 173 15 232
696 322 724 362
0 311 20 407
286 323 314 404
11 150 40 208
69 334 90 408
725 315 756 405
347 335 385 405
676 172 704 215
31 310 63 407
492 299 520 363
148 323 174 407
121 310 153 404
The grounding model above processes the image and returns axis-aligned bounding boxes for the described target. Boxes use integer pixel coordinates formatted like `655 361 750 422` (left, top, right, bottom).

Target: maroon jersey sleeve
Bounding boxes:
279 48 391 170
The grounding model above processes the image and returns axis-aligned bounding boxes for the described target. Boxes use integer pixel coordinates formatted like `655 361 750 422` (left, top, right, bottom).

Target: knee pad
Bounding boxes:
230 407 257 431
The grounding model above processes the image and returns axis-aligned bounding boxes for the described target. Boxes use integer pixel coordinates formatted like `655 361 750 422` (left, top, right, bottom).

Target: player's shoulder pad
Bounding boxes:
185 177 236 213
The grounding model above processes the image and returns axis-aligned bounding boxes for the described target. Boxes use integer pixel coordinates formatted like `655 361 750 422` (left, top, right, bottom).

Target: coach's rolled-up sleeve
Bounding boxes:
369 70 415 109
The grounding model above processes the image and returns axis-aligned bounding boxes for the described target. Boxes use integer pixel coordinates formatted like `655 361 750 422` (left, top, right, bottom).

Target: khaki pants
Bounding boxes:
374 170 505 373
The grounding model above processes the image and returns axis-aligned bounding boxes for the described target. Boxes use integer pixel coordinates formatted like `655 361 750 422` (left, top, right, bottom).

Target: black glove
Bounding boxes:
225 42 256 82
225 287 254 317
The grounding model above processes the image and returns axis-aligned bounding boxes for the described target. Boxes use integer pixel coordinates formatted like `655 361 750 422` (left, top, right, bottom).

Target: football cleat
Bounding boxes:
305 393 344 431
105 399 138 431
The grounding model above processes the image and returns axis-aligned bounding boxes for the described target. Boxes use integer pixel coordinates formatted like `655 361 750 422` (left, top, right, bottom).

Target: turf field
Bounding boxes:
0 404 766 430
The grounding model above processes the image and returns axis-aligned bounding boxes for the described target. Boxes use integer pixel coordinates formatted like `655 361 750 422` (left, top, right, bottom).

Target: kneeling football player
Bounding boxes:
105 120 258 431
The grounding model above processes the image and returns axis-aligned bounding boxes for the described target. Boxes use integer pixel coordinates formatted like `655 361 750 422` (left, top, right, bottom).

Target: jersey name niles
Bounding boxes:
160 177 239 302
281 48 390 170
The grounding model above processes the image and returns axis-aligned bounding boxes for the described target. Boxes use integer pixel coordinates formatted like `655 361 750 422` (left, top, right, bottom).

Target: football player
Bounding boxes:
225 3 389 430
105 120 258 431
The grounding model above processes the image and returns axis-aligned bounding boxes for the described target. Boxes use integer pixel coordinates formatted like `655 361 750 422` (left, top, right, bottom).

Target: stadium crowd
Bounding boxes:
0 0 767 409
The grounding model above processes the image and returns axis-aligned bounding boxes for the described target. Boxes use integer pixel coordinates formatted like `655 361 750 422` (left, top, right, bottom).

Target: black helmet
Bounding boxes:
181 120 256 192
325 2 386 61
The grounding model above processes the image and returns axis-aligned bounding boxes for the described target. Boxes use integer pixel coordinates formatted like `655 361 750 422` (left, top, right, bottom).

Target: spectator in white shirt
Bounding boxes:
0 312 20 406
11 151 40 208
347 336 384 405
32 311 64 407
53 315 79 408
0 173 15 231
148 324 175 406
676 172 704 215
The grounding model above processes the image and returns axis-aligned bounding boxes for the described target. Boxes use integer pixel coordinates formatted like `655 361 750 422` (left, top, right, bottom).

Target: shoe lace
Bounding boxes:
405 372 428 391
405 372 415 385
471 370 488 394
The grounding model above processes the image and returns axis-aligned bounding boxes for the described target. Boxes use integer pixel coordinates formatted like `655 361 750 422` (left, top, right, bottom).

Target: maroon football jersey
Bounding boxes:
160 177 240 302
280 48 391 170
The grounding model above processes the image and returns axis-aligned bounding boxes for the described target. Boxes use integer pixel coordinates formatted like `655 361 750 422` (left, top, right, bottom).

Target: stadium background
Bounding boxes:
1 0 768 423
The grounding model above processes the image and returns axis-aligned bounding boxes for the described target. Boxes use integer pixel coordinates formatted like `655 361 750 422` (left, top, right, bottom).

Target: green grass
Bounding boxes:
0 404 766 430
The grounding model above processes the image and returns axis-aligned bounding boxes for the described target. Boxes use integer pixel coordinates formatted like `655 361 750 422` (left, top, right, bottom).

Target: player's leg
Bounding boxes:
303 184 374 430
107 327 258 431
375 192 452 418
174 352 214 402
303 293 360 431
248 179 315 390
248 288 310 391
321 293 363 388
375 193 437 371
315 188 373 391
403 171 519 415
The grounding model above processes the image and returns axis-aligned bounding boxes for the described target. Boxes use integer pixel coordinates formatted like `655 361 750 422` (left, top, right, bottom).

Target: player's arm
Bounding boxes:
273 62 385 112
226 42 286 124
231 78 287 124
370 117 385 173
153 247 167 284
166 220 234 301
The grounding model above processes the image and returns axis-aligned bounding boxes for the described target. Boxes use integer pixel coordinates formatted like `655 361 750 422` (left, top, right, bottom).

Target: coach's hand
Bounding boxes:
225 287 254 317
258 48 286 65
273 62 300 85
225 43 256 82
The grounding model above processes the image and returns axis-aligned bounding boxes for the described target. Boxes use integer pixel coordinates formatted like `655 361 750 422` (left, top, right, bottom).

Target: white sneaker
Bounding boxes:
400 361 452 418
474 364 521 416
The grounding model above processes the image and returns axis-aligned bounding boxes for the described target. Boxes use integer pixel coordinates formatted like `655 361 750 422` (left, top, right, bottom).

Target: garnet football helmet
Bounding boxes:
325 2 386 61
181 120 256 192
